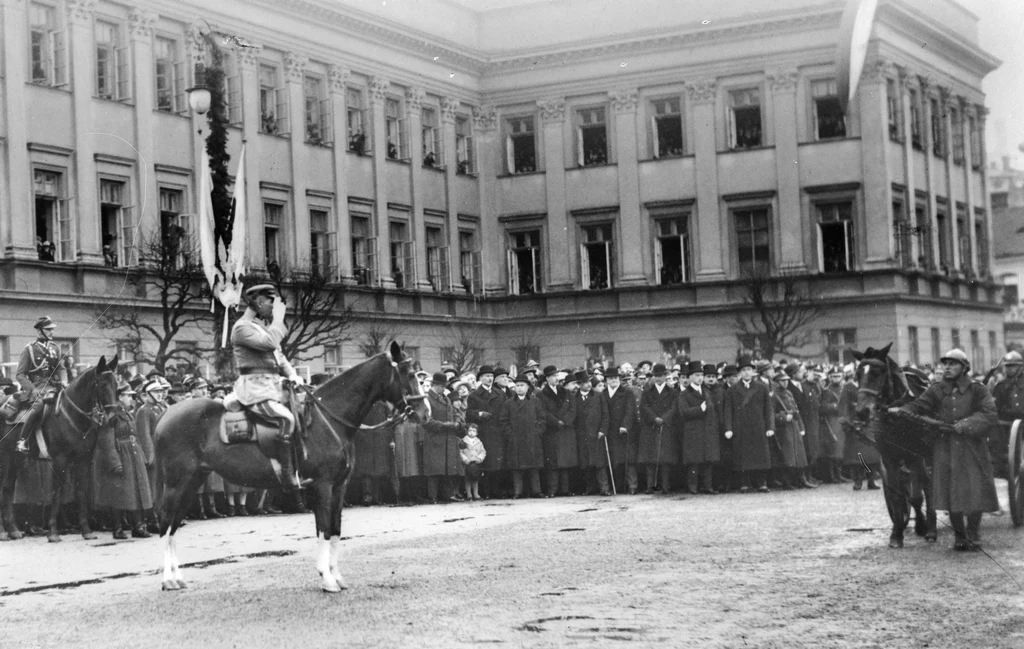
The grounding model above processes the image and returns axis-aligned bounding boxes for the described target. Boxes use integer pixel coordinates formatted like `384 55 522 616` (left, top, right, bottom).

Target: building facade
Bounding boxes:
0 0 1005 378
990 156 1024 349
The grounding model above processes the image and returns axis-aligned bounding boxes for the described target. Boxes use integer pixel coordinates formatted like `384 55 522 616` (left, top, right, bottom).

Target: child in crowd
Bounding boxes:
460 422 487 501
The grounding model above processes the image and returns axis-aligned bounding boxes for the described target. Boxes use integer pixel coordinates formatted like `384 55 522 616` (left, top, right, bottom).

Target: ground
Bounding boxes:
2 482 1023 649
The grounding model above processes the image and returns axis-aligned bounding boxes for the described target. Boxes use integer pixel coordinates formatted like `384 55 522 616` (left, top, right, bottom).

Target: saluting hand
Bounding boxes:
271 295 287 322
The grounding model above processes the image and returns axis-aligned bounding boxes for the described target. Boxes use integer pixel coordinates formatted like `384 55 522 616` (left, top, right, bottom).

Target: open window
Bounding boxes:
385 98 408 160
728 88 762 149
651 97 683 158
507 229 542 295
580 223 613 290
654 216 690 285
425 223 449 292
422 107 443 168
346 88 370 154
100 179 135 268
459 228 482 295
389 220 413 288
505 116 536 174
350 212 373 286
29 2 67 88
456 115 475 175
811 79 845 140
816 201 854 273
576 107 608 167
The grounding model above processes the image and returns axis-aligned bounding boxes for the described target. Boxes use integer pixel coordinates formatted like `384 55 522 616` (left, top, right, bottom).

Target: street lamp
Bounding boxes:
187 83 211 116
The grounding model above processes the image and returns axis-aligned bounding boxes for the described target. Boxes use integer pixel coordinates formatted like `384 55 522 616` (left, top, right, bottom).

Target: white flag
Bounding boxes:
197 150 220 291
217 146 248 310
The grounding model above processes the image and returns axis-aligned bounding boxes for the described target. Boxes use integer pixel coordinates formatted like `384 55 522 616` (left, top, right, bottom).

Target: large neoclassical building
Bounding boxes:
0 0 1005 377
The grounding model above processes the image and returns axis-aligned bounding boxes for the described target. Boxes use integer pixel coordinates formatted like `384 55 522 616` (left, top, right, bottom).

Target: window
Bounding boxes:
309 208 335 277
951 106 964 165
54 338 79 374
661 338 690 364
975 214 989 276
585 343 615 371
506 116 536 174
304 75 330 145
936 208 950 270
0 337 9 378
651 97 683 158
971 330 982 370
513 345 540 370
223 53 242 127
507 229 542 295
577 107 608 167
159 187 188 267
456 116 475 175
100 179 134 268
968 115 982 168
580 223 613 290
956 206 970 273
811 79 845 140
729 88 762 149
909 88 922 150
930 97 944 157
817 201 854 273
324 345 343 375
951 328 961 351
385 98 407 160
155 37 185 113
893 198 913 268
95 20 128 101
264 202 283 266
346 88 369 154
29 3 66 88
931 327 941 366
389 220 412 289
259 64 288 135
824 329 856 365
34 169 72 262
908 326 920 366
459 229 481 295
654 217 690 285
735 208 770 276
886 78 901 141
425 224 449 291
915 202 932 270
421 107 443 168
350 208 374 286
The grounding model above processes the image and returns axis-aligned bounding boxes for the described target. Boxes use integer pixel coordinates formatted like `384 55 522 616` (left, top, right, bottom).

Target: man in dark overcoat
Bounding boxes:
898 349 999 550
772 372 812 489
819 366 849 483
574 372 610 495
677 361 720 494
467 364 506 498
536 365 574 496
723 356 774 492
605 366 638 494
637 363 678 494
422 373 465 503
499 375 546 497
786 363 822 486
710 364 735 492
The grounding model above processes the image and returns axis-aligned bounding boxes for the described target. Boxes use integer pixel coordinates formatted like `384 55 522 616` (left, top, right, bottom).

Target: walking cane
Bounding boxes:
603 434 617 496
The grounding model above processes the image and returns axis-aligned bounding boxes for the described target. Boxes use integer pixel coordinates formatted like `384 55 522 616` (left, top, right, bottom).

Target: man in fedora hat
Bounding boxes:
723 356 774 493
574 369 610 496
604 366 638 494
231 284 304 491
537 365 573 497
637 363 678 494
14 315 73 457
467 364 507 498
677 361 721 494
422 372 466 503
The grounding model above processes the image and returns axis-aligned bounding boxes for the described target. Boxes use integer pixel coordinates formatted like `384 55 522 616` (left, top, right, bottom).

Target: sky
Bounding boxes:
956 0 1024 169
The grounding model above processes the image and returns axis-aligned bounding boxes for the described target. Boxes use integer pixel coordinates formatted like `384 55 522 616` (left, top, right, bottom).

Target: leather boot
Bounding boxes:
277 437 301 492
966 513 982 550
207 499 226 518
195 498 208 520
950 512 969 550
833 460 851 483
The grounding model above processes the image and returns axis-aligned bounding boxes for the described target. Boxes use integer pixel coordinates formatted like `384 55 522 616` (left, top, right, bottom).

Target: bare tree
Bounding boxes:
440 321 488 375
734 271 824 360
357 311 404 358
96 229 213 375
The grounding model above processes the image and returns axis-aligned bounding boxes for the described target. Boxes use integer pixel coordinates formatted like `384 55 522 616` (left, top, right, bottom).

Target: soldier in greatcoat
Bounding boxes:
676 361 720 494
786 363 822 487
353 401 394 505
422 373 466 503
772 372 813 489
637 363 678 494
574 372 610 495
723 356 774 492
994 351 1024 421
841 369 879 490
605 367 638 494
467 364 507 499
499 374 546 497
92 382 152 539
536 365 574 497
897 349 999 550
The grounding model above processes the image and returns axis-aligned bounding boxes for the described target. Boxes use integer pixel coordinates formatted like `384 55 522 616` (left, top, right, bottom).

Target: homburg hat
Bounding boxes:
493 365 509 378
702 364 717 376
573 369 590 385
604 366 621 379
477 364 495 379
431 372 448 386
722 364 739 377
542 365 559 378
651 363 669 377
737 356 754 370
784 362 802 378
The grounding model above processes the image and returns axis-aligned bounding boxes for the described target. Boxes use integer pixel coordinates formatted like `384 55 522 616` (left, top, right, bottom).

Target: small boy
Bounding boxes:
459 422 487 501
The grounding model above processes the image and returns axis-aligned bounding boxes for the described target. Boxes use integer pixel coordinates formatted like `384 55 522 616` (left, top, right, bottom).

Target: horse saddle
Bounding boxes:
219 396 282 457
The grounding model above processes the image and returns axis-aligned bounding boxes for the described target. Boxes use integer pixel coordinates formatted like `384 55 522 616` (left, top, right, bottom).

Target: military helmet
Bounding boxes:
940 348 970 369
1003 351 1023 366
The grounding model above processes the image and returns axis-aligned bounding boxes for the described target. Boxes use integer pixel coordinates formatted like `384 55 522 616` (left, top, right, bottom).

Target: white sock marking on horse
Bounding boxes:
170 534 183 583
329 536 346 587
161 532 175 583
318 537 340 591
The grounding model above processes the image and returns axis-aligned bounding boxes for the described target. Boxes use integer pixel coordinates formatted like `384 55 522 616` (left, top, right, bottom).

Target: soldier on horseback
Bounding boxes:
231 284 303 491
14 316 72 458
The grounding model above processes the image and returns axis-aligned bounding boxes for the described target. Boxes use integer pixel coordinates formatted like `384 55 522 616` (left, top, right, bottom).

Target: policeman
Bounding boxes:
14 316 72 457
993 351 1024 421
231 284 304 491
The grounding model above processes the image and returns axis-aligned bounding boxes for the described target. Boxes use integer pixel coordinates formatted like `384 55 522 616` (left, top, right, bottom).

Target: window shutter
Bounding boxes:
439 246 451 292
115 45 131 101
435 128 445 168
275 87 289 134
576 126 584 166
811 97 820 141
506 134 515 174
327 229 338 278
651 115 660 159
580 243 590 289
680 234 689 282
728 107 737 149
320 97 332 144
654 236 663 284
398 117 409 159
603 241 613 288
50 30 68 87
120 206 136 266
227 75 243 126
58 198 74 262
366 236 379 286
465 135 475 173
403 240 415 284
173 60 186 113
471 250 482 295
507 248 519 294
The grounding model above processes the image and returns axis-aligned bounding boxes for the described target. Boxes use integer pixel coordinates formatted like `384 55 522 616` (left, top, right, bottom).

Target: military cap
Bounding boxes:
116 381 136 396
755 360 773 374
244 284 276 300
34 316 56 330
520 365 538 376
1002 351 1022 365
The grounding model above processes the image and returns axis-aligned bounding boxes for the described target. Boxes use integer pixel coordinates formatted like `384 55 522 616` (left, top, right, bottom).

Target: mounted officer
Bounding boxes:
15 316 73 458
231 284 303 491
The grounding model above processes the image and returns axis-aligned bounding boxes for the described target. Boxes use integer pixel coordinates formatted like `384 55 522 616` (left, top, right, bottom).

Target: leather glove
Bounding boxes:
479 411 492 420
271 295 287 322
654 417 664 426
724 431 733 440
766 430 775 437
700 402 707 412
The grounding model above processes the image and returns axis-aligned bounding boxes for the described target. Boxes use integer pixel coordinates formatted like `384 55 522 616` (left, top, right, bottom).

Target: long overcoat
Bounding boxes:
574 391 609 469
901 375 999 512
840 381 879 464
536 384 574 468
392 420 422 478
723 379 773 471
772 384 808 469
792 380 822 463
134 401 165 495
637 384 678 465
92 408 153 510
819 383 846 460
467 386 506 471
353 402 392 479
605 386 638 467
421 389 464 477
499 395 545 470
677 386 720 465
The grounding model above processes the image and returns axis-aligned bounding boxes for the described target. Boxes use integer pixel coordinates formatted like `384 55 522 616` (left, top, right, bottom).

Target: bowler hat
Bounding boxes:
785 362 802 378
722 364 739 377
737 356 754 370
513 373 530 385
431 372 448 386
477 364 495 379
493 365 509 378
702 364 717 376
604 366 621 379
651 363 668 377
542 365 559 378
573 369 590 385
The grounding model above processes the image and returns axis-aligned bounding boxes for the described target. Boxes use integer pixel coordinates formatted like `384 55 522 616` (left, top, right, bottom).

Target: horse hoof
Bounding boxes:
47 534 62 544
925 535 937 543
176 580 188 589
321 582 343 593
888 538 904 549
161 580 181 591
82 531 97 540
0 532 9 542
331 572 349 590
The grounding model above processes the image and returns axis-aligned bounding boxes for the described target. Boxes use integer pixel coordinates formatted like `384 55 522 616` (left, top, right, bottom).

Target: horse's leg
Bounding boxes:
47 454 67 543
329 477 350 590
881 457 907 548
159 461 208 591
922 459 937 542
909 459 927 537
78 458 96 540
312 481 341 592
0 454 19 540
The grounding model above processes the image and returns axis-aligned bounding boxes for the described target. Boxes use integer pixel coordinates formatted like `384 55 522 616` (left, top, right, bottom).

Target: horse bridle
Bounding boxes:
58 375 117 433
302 355 424 433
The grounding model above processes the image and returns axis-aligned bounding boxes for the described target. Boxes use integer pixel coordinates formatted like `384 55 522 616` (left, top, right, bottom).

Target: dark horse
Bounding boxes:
154 342 429 592
0 356 120 543
851 343 937 548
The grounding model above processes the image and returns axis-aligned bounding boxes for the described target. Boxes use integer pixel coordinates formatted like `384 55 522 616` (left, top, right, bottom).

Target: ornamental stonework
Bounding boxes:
236 43 264 69
441 97 460 123
128 8 157 41
369 77 390 103
472 105 497 132
767 68 799 93
284 52 309 82
864 58 894 83
685 79 717 103
608 89 639 115
328 65 350 93
405 87 426 112
66 0 96 24
537 98 566 124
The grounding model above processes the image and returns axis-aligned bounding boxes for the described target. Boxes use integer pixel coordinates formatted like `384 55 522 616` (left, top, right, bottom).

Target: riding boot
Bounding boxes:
833 459 851 483
277 437 301 492
798 469 817 489
207 496 226 518
112 509 128 540
966 512 982 549
950 512 970 550
195 497 208 520
16 400 46 455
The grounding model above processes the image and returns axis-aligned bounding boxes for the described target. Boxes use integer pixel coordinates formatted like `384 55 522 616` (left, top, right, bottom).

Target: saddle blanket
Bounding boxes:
219 407 280 456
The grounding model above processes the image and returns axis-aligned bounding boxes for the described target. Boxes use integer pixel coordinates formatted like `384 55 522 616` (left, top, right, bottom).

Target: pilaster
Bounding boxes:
473 105 502 295
859 58 895 268
441 97 464 293
2 0 35 258
960 97 977 274
976 104 992 276
767 68 804 273
939 86 960 271
898 66 920 266
919 75 940 271
686 79 726 280
130 9 158 239
608 89 646 286
285 52 309 271
369 76 394 288
328 65 353 283
68 0 101 263
537 98 571 290
405 87 431 290
237 43 263 272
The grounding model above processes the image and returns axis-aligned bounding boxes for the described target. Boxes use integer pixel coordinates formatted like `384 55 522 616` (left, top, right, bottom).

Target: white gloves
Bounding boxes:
785 413 793 422
700 402 707 412
271 296 287 323
724 431 733 439
619 427 627 435
766 430 775 437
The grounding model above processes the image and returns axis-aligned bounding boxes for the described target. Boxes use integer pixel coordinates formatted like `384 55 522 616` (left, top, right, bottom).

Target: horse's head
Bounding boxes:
378 341 430 423
91 355 120 425
851 343 892 422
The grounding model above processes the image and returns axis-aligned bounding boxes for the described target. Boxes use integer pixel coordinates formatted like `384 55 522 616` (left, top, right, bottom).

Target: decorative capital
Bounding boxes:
864 58 894 83
686 78 717 103
369 76 390 103
938 86 955 111
405 87 426 112
186 23 206 61
328 65 350 93
66 0 96 24
472 104 497 132
895 65 911 86
916 74 932 92
608 89 639 115
284 52 308 83
441 97 460 123
128 8 157 41
537 98 566 124
236 44 263 69
766 68 799 93
975 104 989 123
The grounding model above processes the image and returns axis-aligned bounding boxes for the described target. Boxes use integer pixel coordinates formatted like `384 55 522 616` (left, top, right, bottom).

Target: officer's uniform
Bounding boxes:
14 316 72 454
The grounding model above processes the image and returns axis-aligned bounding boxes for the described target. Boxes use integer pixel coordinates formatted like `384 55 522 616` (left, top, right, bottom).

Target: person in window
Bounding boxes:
387 139 398 159
349 132 366 154
103 233 118 267
37 238 55 262
423 151 436 167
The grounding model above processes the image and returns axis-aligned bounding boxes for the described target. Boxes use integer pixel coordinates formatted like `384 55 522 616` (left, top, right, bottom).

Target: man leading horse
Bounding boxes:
15 315 73 459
